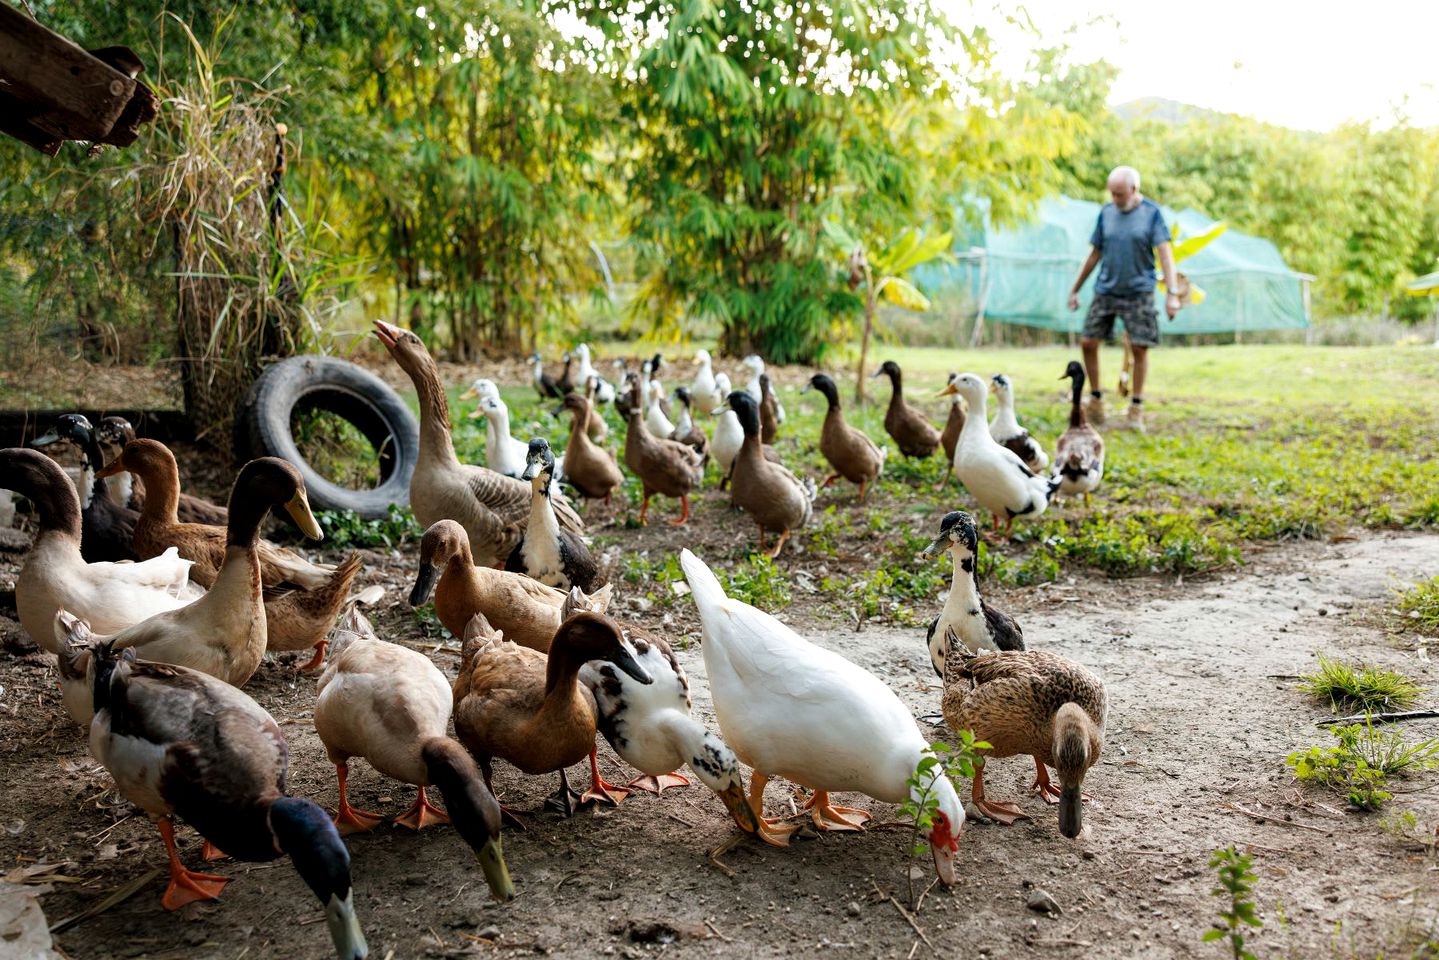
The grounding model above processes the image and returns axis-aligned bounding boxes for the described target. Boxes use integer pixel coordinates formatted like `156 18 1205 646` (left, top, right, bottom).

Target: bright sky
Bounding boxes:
972 0 1439 131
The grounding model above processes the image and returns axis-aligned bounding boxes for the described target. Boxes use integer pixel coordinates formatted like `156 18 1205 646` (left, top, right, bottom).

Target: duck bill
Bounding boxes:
917 535 951 562
94 457 125 480
29 429 62 448
521 461 541 482
409 562 439 608
609 644 653 685
283 491 324 541
372 319 401 350
466 407 486 420
931 840 958 886
475 835 515 901
718 781 762 835
53 609 91 650
324 892 368 960
459 387 479 401
935 382 959 398
1058 785 1083 838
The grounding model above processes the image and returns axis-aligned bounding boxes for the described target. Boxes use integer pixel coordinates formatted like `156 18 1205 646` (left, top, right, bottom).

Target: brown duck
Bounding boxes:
97 417 228 525
558 393 622 502
618 375 703 525
873 360 940 458
802 373 885 501
726 390 814 557
938 373 967 490
941 636 1106 838
758 373 781 444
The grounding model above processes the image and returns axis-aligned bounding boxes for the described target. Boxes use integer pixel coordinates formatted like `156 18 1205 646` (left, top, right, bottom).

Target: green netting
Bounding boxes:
916 196 1310 335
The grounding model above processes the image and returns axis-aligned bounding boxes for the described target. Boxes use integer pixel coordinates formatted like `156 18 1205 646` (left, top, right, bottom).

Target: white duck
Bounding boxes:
988 374 1049 473
588 373 616 407
467 394 552 480
690 350 720 414
941 374 1059 540
4 448 199 655
572 343 598 389
710 375 744 486
680 549 964 883
741 355 784 423
644 377 676 438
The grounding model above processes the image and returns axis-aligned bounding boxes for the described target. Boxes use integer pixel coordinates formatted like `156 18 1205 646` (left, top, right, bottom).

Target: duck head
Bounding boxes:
31 413 97 455
615 373 641 420
938 373 987 412
649 352 664 375
269 796 369 959
919 511 979 570
801 373 841 409
1054 702 1103 838
467 396 506 423
693 349 711 368
741 355 764 378
909 764 965 886
989 373 1013 403
461 378 499 403
551 611 653 689
1061 361 1085 386
371 320 431 378
726 390 761 438
231 456 324 541
521 438 556 491
674 386 692 411
409 520 469 607
559 391 591 421
871 360 901 383
97 416 137 448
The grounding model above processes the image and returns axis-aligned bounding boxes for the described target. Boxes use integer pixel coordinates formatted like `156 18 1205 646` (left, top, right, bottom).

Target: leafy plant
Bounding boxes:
1287 718 1439 811
1393 576 1439 636
1297 654 1426 712
898 732 987 907
315 504 422 551
719 555 791 608
1204 846 1262 960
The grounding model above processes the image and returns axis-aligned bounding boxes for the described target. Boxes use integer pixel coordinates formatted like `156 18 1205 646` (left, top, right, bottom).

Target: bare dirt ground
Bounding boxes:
3 522 1438 959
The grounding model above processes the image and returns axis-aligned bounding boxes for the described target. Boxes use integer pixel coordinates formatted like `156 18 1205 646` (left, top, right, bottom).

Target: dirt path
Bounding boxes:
3 533 1437 959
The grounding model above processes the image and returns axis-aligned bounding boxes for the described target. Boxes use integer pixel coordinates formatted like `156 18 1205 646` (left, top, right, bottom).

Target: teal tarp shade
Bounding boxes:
916 196 1310 335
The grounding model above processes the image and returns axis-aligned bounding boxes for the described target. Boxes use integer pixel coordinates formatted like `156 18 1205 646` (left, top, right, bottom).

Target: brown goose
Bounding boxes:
873 360 940 458
97 417 228 525
1053 362 1105 505
937 373 967 490
941 637 1106 837
558 393 622 502
726 390 814 557
373 320 583 566
802 373 884 501
618 375 704 525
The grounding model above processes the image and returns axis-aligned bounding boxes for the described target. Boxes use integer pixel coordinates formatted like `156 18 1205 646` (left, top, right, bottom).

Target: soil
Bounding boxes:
3 500 1438 959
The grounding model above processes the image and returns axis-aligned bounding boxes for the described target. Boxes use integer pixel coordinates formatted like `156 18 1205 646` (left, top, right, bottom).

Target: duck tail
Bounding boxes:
679 549 728 621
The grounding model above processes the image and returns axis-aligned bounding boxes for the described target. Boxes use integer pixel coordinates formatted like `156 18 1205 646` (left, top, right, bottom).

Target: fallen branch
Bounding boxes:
703 919 732 943
872 880 936 956
1318 709 1439 727
1220 802 1332 834
48 867 160 934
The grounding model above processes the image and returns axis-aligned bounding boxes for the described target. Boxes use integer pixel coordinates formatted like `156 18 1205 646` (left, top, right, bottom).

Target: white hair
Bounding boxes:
1108 165 1140 189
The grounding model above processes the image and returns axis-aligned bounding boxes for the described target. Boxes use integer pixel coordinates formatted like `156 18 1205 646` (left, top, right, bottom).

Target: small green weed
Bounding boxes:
1287 718 1439 811
292 408 379 489
1393 576 1439 636
720 554 792 607
1297 654 1426 712
898 731 987 908
1204 846 1262 960
315 504 423 550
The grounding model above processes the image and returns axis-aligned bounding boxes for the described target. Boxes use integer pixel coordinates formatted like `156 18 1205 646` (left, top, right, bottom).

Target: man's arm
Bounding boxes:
1156 240 1181 319
1067 247 1102 311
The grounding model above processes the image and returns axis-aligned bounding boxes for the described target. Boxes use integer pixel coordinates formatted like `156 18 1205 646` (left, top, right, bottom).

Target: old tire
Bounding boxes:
234 356 418 518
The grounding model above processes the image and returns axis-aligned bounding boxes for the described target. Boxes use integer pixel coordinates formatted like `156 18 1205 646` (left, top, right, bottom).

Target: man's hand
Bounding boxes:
1067 291 1080 312
1165 291 1181 320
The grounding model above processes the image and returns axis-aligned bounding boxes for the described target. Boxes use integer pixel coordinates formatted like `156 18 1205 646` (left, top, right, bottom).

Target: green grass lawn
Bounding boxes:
420 342 1439 592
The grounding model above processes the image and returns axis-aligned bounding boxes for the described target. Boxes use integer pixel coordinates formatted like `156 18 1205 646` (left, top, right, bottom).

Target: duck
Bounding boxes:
873 360 940 459
758 373 781 444
557 393 622 502
917 511 1025 677
80 457 328 686
313 605 513 899
710 375 744 486
31 414 138 562
530 353 562 400
707 371 732 420
1052 361 1105 505
96 417 229 525
466 394 532 479
559 588 761 833
680 549 964 883
453 608 653 817
572 344 598 392
669 388 709 462
989 374 1050 472
373 321 583 566
74 636 367 958
619 376 704 525
802 373 885 501
937 373 967 490
409 519 612 651
940 635 1106 837
505 439 604 592
97 440 361 668
726 391 814 557
643 373 676 438
940 373 1059 539
3 448 198 656
580 376 609 442
690 349 720 414
555 352 576 395
741 355 785 423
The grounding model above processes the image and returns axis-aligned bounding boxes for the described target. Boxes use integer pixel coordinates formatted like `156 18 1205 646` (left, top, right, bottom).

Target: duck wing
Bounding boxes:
982 601 1026 651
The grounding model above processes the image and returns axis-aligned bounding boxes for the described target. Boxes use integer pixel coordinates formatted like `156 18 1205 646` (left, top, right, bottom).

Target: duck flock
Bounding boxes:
1 319 1115 959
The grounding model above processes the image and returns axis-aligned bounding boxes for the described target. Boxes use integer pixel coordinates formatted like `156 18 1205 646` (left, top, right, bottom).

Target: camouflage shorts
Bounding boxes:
1084 293 1159 347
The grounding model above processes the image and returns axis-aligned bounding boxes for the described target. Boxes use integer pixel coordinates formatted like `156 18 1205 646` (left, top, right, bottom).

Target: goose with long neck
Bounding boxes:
802 373 885 501
1053 361 1105 504
681 549 965 883
941 631 1107 837
373 320 583 566
31 413 138 562
940 373 1059 540
557 393 622 501
75 637 368 958
504 439 603 592
3 448 197 656
988 374 1049 472
619 376 704 525
918 511 1025 677
937 373 967 490
726 390 814 558
453 609 653 817
873 360 940 459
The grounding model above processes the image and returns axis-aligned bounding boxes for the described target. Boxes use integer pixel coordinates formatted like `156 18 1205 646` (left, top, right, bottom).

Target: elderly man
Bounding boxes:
1067 166 1181 432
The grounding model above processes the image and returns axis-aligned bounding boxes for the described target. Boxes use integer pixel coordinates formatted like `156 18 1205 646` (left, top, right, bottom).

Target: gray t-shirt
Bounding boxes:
1089 198 1169 297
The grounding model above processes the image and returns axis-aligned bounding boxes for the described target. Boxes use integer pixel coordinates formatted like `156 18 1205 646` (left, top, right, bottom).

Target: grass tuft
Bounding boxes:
1393 577 1439 637
1297 654 1426 712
